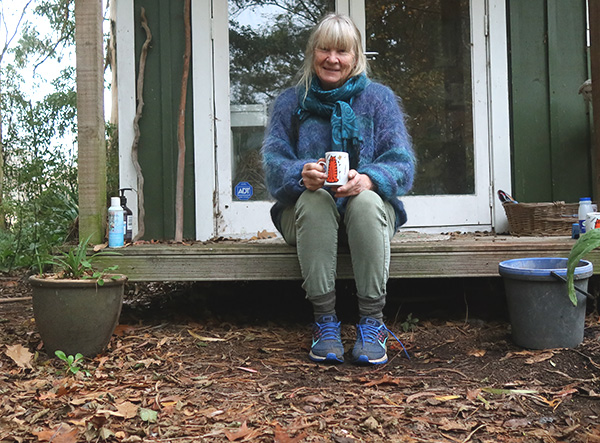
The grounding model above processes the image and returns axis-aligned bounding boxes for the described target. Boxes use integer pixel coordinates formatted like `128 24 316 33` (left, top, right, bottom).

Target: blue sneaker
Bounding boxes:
352 317 410 365
309 315 344 363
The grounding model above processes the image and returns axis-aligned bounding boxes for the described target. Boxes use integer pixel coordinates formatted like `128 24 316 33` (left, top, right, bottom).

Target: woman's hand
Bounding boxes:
301 159 327 191
332 170 374 198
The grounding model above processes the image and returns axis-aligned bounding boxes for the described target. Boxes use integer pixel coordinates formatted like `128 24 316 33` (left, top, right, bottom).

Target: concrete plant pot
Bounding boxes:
29 275 127 357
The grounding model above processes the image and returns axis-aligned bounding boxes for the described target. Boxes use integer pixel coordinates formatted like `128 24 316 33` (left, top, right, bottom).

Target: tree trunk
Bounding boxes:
0 68 5 230
75 0 106 244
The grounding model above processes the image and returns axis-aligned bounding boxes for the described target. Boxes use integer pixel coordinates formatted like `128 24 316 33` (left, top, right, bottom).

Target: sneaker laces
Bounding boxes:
357 321 410 360
314 320 341 342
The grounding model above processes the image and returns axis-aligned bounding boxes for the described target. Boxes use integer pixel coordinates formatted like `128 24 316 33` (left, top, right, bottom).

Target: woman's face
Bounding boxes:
313 46 355 90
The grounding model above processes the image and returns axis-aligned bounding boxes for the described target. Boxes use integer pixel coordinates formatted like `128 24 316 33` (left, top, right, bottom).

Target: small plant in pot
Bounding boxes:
29 235 127 357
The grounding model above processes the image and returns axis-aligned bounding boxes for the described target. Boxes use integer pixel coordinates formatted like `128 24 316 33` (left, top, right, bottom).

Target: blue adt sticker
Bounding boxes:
235 181 253 200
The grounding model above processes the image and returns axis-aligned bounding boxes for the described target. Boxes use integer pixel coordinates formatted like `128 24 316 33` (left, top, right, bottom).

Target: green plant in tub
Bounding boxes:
40 234 121 285
566 229 600 305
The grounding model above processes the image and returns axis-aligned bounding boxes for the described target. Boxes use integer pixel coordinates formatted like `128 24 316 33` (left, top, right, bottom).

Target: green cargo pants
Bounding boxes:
279 189 396 319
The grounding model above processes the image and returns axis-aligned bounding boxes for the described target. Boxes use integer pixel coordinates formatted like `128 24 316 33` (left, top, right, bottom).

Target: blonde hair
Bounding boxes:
298 13 368 93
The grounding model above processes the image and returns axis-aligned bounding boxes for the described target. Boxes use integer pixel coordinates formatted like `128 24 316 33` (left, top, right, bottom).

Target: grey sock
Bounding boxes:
309 291 336 321
358 295 386 321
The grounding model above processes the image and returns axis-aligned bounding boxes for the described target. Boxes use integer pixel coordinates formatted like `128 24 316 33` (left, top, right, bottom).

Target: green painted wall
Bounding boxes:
134 0 196 240
508 0 591 203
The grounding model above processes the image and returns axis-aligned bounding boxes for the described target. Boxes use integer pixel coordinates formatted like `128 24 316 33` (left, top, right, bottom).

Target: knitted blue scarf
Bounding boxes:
296 74 369 160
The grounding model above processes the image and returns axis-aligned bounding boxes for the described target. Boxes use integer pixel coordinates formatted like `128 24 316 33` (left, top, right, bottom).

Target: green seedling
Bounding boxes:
55 350 91 376
401 313 419 332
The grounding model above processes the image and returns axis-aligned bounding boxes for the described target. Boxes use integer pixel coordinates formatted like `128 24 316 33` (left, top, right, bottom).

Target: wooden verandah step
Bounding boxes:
95 232 598 282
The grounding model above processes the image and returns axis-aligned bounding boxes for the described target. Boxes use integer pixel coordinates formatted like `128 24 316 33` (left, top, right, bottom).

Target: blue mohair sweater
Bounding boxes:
262 81 416 232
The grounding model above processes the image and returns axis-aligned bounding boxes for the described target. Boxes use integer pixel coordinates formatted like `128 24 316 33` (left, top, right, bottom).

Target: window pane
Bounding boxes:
366 0 474 195
229 0 335 201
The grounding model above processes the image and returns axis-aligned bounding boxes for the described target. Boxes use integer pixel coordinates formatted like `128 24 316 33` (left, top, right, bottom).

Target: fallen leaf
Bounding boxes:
304 395 326 404
406 391 437 403
525 352 554 364
224 421 251 441
197 407 225 418
139 408 158 423
466 388 481 401
32 424 78 443
481 387 538 395
93 243 108 252
274 423 308 443
439 417 477 431
98 428 114 440
113 325 136 336
135 358 162 367
467 349 486 357
553 387 578 398
250 230 277 240
101 402 135 419
434 395 461 402
501 350 537 360
188 330 226 342
95 409 126 418
504 418 530 428
5 344 33 369
362 374 401 387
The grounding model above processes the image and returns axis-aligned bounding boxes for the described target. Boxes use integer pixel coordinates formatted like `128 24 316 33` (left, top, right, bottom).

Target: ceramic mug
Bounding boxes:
319 151 349 186
586 212 600 231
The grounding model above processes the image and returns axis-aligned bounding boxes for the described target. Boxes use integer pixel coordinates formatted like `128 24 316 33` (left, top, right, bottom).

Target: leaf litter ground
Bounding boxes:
1 275 600 442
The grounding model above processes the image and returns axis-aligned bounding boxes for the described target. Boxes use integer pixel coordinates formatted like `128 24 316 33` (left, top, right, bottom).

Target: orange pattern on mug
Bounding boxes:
327 156 339 183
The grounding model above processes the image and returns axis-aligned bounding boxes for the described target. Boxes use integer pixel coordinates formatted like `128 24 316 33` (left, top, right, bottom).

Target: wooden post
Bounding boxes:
75 0 106 244
590 0 600 202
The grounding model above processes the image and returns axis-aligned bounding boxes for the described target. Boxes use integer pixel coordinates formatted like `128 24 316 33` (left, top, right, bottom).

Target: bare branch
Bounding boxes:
174 0 191 243
0 0 34 63
132 7 152 241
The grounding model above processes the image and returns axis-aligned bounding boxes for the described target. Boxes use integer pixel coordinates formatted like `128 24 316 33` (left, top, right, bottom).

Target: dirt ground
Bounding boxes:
2 274 600 443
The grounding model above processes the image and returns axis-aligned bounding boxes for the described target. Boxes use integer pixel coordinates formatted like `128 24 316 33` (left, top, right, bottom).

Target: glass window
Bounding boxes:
366 0 474 195
228 0 335 200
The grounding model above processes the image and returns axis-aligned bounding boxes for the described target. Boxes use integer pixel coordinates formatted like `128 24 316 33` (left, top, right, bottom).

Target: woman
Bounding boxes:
262 13 416 365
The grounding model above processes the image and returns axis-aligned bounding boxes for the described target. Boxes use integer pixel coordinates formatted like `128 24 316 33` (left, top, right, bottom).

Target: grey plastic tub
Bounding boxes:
498 257 593 349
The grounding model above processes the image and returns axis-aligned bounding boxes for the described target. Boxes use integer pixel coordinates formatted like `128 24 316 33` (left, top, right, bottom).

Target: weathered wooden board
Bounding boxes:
94 234 599 282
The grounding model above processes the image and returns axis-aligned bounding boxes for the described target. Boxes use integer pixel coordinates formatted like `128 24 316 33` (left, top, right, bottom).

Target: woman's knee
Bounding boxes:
346 190 384 216
296 189 338 221
297 189 335 209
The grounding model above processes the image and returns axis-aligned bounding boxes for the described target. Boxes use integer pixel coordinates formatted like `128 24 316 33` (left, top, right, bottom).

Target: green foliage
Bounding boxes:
12 0 75 69
106 122 119 200
0 63 78 272
0 1 107 272
566 229 600 305
42 234 121 285
54 350 90 377
228 0 331 105
400 313 419 332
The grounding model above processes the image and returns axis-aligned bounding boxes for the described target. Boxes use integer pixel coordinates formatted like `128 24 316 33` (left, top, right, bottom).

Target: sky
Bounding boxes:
1 0 112 119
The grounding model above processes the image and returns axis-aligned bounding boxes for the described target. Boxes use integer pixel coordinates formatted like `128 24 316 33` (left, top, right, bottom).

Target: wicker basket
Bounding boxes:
502 201 579 236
